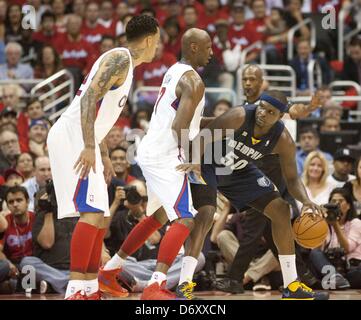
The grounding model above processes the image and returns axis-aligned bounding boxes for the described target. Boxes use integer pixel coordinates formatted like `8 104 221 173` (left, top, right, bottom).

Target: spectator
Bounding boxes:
182 5 199 30
32 11 61 47
245 0 268 44
72 0 86 19
4 4 23 44
211 99 231 117
290 38 331 95
34 45 62 79
283 0 310 41
309 188 361 289
28 119 49 158
296 127 332 175
3 168 24 187
98 0 116 36
0 0 6 65
163 17 182 58
81 1 109 48
299 150 334 209
0 186 35 292
342 37 361 84
327 148 355 189
15 152 34 182
343 156 361 217
109 147 136 185
104 180 205 292
0 107 17 128
114 2 129 36
198 0 228 33
228 3 250 50
0 84 22 111
322 101 343 121
105 126 126 151
22 156 51 212
55 14 93 88
320 116 341 133
19 182 78 294
52 0 67 34
0 42 34 82
0 130 21 174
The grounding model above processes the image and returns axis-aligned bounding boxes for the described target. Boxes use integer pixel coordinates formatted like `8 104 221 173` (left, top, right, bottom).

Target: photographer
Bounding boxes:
19 180 78 294
309 188 361 289
103 180 205 293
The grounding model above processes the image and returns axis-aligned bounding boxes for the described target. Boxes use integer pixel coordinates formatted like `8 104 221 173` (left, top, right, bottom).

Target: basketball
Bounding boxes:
292 214 329 249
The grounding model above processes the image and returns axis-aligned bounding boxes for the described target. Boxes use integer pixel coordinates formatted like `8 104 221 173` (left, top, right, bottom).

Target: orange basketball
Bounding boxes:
292 214 329 249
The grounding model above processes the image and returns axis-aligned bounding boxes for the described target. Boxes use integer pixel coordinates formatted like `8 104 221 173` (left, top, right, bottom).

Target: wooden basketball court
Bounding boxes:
0 290 360 300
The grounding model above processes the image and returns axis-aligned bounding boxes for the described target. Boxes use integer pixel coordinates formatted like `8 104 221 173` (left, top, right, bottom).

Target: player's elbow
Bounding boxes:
37 237 55 250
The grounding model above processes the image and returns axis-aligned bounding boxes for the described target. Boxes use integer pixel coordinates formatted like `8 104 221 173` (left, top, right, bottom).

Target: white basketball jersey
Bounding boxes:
138 62 205 162
60 47 133 143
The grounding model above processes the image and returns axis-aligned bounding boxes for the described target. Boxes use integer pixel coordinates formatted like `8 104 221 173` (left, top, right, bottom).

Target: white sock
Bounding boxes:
279 255 298 288
179 256 198 285
148 272 166 286
84 278 99 296
65 280 84 299
104 253 125 270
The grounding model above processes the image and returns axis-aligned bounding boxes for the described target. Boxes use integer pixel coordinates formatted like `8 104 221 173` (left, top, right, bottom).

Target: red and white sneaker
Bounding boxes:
98 267 129 298
65 290 87 300
86 290 102 300
140 282 177 300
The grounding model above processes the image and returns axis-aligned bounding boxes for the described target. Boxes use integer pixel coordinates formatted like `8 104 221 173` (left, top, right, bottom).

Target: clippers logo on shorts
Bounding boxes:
118 95 127 108
257 176 271 188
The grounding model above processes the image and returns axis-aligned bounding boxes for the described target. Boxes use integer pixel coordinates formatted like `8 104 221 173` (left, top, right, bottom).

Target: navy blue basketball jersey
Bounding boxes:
213 104 285 172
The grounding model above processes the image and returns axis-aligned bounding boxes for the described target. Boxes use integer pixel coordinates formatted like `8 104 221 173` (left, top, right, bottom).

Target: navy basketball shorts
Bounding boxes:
201 163 281 212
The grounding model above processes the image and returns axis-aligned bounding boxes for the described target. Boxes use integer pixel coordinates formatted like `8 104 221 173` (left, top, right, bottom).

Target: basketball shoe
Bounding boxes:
141 281 177 300
176 281 201 300
65 290 87 300
98 267 129 297
282 280 329 300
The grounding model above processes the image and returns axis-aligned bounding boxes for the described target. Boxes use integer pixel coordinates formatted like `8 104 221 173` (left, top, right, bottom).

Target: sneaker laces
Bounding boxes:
180 282 197 300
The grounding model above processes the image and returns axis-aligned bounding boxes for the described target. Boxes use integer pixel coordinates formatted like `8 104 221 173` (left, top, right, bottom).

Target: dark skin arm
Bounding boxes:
177 106 246 174
99 140 115 185
273 128 323 216
171 71 205 153
74 51 130 179
200 117 216 129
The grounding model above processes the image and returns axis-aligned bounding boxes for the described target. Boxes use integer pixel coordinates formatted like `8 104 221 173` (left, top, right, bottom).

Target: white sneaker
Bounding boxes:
40 280 48 294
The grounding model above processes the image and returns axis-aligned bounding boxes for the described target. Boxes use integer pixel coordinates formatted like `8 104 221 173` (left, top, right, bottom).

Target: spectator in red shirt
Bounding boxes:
228 3 250 49
182 5 199 31
135 38 177 109
163 17 182 58
0 186 35 287
55 14 94 88
52 0 67 34
245 0 268 44
32 11 61 47
114 2 129 36
81 1 109 49
15 153 34 182
198 0 228 33
98 0 117 36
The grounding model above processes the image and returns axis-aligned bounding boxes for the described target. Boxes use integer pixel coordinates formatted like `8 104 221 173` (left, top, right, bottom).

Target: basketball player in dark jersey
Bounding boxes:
179 90 329 300
176 64 323 299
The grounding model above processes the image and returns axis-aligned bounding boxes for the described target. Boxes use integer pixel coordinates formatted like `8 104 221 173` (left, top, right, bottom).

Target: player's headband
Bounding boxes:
259 93 288 113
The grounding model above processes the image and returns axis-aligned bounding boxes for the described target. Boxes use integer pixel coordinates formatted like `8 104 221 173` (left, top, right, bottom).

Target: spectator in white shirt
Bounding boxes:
327 148 356 189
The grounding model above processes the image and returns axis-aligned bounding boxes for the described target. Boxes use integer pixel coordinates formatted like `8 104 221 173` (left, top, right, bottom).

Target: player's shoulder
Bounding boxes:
100 48 131 68
179 69 204 92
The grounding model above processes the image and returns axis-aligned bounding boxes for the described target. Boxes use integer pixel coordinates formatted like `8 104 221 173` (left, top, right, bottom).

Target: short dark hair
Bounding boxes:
299 126 319 138
109 146 128 158
140 7 156 17
26 97 43 110
349 36 361 48
101 35 115 44
41 11 55 23
5 185 29 202
126 15 159 42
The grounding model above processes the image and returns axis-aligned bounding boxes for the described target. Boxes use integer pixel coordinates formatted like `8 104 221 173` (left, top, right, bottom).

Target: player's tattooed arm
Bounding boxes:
80 51 130 149
99 140 109 157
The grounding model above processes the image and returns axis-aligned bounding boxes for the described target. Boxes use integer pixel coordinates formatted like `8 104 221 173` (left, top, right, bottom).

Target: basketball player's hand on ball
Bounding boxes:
74 147 96 179
102 156 116 185
301 201 325 219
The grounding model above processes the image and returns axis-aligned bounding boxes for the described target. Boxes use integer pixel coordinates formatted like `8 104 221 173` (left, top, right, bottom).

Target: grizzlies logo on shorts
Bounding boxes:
257 176 271 188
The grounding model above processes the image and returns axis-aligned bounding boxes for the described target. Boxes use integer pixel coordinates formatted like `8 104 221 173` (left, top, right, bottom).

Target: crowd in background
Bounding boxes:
0 0 360 295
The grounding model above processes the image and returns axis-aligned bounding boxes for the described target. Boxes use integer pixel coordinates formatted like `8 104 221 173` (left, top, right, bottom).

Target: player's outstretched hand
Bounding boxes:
176 163 201 175
74 147 96 179
301 201 325 219
102 156 116 185
308 91 322 113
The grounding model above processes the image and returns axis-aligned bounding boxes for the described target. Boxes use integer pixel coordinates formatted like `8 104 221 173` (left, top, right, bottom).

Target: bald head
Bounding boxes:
181 28 212 66
242 64 264 102
242 64 263 79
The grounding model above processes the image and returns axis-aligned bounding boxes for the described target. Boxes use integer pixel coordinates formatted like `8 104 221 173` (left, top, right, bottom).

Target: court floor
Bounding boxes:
0 290 360 300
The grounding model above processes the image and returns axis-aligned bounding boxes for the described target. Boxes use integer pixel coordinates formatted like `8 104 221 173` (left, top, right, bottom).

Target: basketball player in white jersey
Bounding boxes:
99 28 213 300
47 15 160 300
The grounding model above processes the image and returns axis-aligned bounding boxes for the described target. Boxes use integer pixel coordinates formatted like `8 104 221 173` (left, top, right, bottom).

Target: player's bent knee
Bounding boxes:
175 218 194 231
264 198 290 222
